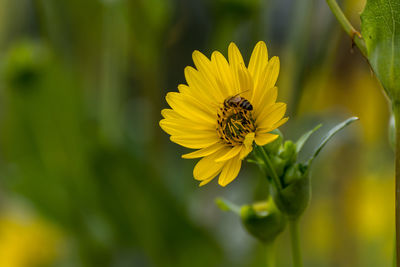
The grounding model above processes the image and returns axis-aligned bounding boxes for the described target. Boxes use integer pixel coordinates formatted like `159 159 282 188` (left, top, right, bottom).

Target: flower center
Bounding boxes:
217 97 256 145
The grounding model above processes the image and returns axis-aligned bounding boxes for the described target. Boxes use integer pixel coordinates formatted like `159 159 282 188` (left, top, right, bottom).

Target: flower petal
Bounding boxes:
237 63 254 96
160 120 213 136
240 132 255 158
161 109 182 119
193 148 230 181
171 133 219 149
256 102 287 129
199 177 215 186
166 92 215 124
251 56 280 104
215 145 242 162
218 155 242 187
253 87 277 118
262 56 280 90
182 143 225 159
248 41 269 91
272 117 288 129
184 66 224 103
228 42 245 92
211 51 236 96
177 84 216 115
255 132 279 146
192 50 224 101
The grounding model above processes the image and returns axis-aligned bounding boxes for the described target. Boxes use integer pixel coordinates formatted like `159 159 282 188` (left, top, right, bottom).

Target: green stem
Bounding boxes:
393 103 400 267
325 0 368 58
289 220 303 267
265 241 276 267
256 146 282 191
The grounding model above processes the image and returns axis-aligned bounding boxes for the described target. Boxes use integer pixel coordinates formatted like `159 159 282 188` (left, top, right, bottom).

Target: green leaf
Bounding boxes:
361 0 400 102
295 124 322 153
309 117 359 163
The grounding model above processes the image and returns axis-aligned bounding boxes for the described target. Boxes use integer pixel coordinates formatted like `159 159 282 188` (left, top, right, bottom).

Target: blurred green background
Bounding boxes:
0 0 393 266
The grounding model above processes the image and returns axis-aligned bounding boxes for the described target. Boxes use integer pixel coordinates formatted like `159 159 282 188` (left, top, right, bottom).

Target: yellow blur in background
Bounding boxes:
0 210 63 267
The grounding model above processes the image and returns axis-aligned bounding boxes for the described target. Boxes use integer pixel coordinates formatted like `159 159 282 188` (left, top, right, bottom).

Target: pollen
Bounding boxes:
217 98 256 145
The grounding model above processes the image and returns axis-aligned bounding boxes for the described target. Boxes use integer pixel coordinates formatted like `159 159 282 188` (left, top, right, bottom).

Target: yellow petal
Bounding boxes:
211 51 236 96
192 50 224 101
177 82 208 104
160 120 211 134
248 41 269 91
171 134 219 149
240 145 253 159
255 132 279 146
228 42 245 92
184 67 224 103
240 132 255 158
262 56 280 90
193 148 230 181
228 42 245 67
161 109 182 119
166 92 215 124
218 155 242 187
253 87 277 118
199 177 214 186
160 120 214 136
215 145 242 162
256 102 286 129
182 143 225 159
237 63 254 96
272 117 288 129
251 56 280 104
177 84 216 115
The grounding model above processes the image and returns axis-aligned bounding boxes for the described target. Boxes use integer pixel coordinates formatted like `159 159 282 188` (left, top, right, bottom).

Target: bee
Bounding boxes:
224 92 253 111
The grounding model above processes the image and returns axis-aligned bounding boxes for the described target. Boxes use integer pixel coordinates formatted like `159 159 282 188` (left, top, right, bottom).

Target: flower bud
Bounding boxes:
240 198 287 243
270 155 285 178
283 164 303 185
272 166 310 220
279 140 297 166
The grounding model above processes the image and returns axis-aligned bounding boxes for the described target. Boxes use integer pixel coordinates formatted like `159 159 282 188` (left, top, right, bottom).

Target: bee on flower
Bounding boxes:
160 41 288 187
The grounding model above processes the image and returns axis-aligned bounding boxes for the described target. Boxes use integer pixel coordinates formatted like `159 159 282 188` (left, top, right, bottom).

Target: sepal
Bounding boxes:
216 197 287 243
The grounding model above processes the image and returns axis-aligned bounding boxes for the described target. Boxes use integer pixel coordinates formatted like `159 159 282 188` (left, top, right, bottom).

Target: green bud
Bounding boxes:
280 140 297 165
271 156 285 178
240 198 287 243
272 169 310 221
283 164 302 185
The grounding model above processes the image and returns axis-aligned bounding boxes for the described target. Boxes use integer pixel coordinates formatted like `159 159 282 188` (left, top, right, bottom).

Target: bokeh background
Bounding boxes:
0 0 394 266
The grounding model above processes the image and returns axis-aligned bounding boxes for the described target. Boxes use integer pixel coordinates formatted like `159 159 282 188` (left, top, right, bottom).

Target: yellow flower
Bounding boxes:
160 41 288 187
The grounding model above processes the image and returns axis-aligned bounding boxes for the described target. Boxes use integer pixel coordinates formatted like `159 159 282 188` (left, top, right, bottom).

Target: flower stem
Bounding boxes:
394 103 400 267
265 241 276 267
289 219 303 267
325 0 367 57
256 146 282 191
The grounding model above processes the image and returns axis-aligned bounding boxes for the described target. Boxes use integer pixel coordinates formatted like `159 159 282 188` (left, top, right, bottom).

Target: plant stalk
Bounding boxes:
289 219 303 267
325 0 367 58
256 146 282 191
394 103 400 267
265 241 276 267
